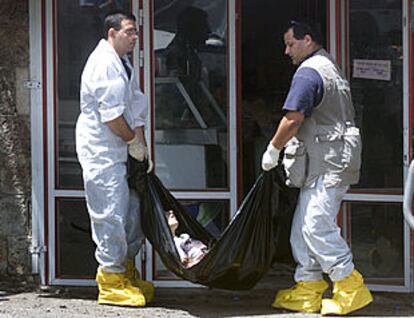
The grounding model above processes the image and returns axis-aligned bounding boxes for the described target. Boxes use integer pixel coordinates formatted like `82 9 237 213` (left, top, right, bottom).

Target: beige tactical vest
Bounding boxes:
283 49 362 188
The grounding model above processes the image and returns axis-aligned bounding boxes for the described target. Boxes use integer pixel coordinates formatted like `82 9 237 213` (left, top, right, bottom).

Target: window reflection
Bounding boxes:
153 0 228 190
349 0 403 191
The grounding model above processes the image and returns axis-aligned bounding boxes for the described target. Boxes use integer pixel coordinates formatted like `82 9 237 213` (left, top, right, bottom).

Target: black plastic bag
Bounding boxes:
128 158 298 290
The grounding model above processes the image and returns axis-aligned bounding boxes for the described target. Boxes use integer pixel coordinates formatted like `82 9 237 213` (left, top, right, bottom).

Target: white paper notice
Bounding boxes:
352 59 391 81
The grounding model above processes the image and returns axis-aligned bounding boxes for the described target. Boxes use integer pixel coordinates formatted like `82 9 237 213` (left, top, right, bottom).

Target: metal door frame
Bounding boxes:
31 0 412 290
30 0 142 286
334 0 413 292
140 0 239 287
29 0 47 285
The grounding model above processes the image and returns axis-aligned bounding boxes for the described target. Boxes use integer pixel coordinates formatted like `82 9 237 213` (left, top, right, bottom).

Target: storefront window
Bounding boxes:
349 0 403 191
55 1 131 277
153 0 228 190
56 1 131 188
346 202 404 284
57 198 96 278
241 0 326 195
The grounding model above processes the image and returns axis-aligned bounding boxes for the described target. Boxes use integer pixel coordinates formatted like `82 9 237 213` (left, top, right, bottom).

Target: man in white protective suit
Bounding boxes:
76 12 154 307
261 20 372 315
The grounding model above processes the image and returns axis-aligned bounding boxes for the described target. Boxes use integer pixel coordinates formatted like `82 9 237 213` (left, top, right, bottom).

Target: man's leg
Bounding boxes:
302 177 372 315
291 187 324 282
85 163 130 272
301 177 353 281
125 190 155 303
125 190 144 259
83 162 146 307
272 186 328 313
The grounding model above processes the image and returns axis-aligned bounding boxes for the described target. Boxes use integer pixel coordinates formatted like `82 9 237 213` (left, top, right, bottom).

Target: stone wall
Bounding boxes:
0 0 32 282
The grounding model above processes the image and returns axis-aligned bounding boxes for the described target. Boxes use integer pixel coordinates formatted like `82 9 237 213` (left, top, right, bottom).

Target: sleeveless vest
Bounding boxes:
283 49 362 188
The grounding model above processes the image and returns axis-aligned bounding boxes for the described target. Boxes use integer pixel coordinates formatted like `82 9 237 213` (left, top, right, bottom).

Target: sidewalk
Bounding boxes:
1 280 413 318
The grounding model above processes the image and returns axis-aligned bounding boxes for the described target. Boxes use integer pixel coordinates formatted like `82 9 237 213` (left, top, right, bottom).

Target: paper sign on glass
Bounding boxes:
352 59 391 81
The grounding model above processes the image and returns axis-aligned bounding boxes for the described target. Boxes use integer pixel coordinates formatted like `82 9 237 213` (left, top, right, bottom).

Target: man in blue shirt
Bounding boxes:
261 20 372 315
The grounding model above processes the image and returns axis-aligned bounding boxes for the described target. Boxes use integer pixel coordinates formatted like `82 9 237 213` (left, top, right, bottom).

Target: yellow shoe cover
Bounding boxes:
126 260 155 303
96 268 146 307
272 280 329 313
321 270 373 315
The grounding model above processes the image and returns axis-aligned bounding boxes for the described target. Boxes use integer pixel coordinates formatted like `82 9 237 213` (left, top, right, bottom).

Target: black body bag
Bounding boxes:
128 158 298 290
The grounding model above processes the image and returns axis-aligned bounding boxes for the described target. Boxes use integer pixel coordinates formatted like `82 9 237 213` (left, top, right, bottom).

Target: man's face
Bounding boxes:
283 28 308 65
112 19 138 56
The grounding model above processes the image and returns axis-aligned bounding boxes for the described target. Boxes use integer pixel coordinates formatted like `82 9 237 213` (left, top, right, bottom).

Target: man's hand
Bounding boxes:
127 135 147 161
128 135 154 174
261 142 280 171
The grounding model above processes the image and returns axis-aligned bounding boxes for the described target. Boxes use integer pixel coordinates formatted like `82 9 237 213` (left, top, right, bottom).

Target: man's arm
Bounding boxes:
106 115 135 142
106 116 148 145
107 116 150 168
261 111 304 171
270 111 304 150
133 125 147 146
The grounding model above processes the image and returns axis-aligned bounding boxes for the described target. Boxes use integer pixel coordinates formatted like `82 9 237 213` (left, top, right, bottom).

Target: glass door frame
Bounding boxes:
29 0 47 285
335 0 413 292
140 0 240 287
31 0 413 291
32 0 144 286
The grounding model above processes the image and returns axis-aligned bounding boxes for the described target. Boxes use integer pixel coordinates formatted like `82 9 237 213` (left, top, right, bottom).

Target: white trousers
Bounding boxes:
291 176 354 282
82 161 144 272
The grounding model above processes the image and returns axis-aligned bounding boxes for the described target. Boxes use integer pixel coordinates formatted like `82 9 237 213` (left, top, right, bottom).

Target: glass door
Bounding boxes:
43 0 140 285
240 0 327 197
340 0 411 291
142 0 238 286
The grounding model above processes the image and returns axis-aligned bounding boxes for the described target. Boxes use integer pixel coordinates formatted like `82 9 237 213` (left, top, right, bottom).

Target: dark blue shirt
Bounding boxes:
283 66 324 117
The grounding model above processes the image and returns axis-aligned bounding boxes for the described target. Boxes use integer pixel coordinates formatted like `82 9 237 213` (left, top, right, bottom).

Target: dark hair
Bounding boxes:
285 20 322 45
103 12 136 38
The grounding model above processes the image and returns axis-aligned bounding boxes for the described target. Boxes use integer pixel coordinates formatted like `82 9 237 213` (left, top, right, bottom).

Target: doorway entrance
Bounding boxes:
31 0 412 291
240 0 411 292
240 0 326 195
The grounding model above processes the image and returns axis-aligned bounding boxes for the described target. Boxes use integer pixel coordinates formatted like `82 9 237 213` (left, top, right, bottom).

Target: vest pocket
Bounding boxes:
342 126 362 173
315 126 361 175
283 137 307 188
315 132 343 171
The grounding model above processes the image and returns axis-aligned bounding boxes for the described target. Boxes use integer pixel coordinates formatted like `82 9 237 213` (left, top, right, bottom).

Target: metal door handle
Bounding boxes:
403 160 414 229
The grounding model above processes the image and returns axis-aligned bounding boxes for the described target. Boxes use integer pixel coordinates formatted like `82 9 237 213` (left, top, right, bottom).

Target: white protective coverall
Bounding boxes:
76 39 148 273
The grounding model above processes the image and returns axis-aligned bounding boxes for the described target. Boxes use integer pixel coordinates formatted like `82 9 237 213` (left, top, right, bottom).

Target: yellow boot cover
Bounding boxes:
126 260 155 303
321 270 373 315
96 268 146 307
272 280 329 313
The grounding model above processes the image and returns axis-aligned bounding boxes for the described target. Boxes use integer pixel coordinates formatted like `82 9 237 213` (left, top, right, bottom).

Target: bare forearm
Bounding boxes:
270 112 304 149
133 125 147 146
106 115 135 142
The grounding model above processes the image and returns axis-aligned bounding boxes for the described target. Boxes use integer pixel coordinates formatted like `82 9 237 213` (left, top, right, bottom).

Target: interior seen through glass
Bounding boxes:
53 0 406 284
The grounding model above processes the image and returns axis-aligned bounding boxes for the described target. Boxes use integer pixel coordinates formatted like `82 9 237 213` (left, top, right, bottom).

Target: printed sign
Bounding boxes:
352 59 391 81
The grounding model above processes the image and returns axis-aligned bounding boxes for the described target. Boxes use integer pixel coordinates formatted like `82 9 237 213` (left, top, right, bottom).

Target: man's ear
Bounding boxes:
304 34 313 46
108 28 117 39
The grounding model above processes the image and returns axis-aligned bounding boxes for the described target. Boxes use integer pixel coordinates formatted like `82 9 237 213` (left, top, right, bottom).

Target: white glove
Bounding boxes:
127 135 154 173
147 157 154 174
127 135 147 161
261 142 280 171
